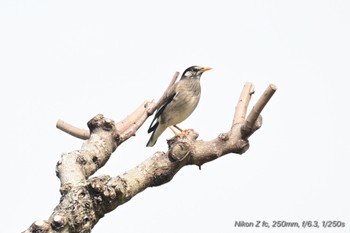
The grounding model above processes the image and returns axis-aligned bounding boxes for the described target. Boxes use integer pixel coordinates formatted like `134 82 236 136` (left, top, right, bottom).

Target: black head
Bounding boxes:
180 66 212 80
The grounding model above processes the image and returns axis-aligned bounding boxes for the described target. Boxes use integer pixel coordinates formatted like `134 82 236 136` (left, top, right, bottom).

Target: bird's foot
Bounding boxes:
170 126 195 137
167 128 199 148
180 128 193 136
174 128 194 139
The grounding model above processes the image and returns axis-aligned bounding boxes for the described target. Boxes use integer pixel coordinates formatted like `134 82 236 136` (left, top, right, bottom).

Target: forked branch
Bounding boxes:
24 73 276 233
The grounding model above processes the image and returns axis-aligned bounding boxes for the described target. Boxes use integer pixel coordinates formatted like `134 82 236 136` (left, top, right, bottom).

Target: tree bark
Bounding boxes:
23 73 276 233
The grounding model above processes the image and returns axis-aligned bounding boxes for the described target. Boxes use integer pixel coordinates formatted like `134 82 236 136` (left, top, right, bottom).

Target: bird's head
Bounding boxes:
180 66 212 80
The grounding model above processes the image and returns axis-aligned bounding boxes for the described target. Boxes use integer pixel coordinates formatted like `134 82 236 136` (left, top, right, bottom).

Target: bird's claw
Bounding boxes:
176 128 193 137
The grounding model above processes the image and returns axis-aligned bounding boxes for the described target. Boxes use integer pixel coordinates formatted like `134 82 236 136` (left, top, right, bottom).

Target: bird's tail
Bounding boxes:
146 124 167 147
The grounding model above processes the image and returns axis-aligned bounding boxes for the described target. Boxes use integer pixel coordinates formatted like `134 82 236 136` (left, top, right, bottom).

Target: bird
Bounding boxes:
146 65 212 147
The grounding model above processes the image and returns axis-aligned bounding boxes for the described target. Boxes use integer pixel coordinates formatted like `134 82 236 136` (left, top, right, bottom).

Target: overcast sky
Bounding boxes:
1 1 349 232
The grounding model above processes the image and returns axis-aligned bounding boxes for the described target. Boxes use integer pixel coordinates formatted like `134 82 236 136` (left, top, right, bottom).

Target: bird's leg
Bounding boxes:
169 125 182 136
174 124 193 134
173 125 183 132
170 125 193 136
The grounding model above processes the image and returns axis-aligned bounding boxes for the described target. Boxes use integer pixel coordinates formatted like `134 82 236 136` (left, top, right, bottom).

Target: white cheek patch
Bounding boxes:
184 71 194 78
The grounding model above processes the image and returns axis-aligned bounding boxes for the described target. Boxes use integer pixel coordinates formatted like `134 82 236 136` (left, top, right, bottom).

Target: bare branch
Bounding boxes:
56 119 90 140
55 72 179 141
115 101 155 143
243 84 277 134
233 82 255 126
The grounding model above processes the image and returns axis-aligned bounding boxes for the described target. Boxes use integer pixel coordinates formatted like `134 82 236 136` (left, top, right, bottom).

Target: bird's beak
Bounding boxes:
201 67 212 72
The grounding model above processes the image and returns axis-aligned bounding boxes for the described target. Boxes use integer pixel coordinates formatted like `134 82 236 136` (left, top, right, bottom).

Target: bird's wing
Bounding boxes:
147 85 178 133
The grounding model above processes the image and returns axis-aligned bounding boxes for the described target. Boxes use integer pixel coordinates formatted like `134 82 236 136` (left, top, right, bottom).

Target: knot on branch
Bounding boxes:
60 182 73 195
168 142 191 161
88 176 120 204
218 133 229 141
167 129 198 162
88 114 119 136
28 220 50 233
152 165 174 186
57 187 96 232
52 214 67 230
88 114 115 131
151 152 180 187
232 139 250 154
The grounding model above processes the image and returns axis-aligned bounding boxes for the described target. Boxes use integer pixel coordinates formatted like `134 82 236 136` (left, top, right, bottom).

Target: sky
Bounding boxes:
1 0 349 232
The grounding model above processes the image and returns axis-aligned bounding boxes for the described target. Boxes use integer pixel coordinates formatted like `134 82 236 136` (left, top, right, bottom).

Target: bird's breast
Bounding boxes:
160 86 201 126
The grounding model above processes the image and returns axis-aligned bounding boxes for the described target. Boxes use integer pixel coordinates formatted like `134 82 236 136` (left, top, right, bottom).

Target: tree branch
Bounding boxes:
55 72 180 142
233 82 255 125
242 83 277 136
56 119 90 140
24 81 277 233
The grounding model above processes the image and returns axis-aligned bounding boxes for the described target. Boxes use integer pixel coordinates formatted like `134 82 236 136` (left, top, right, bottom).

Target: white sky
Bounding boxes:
1 1 349 232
